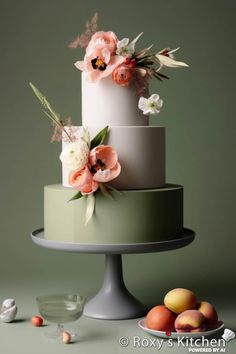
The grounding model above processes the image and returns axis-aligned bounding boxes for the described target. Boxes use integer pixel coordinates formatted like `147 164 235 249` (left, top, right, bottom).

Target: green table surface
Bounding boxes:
1 280 235 354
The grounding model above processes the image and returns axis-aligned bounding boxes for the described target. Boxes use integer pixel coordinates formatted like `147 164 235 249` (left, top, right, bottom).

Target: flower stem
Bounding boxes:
56 324 64 336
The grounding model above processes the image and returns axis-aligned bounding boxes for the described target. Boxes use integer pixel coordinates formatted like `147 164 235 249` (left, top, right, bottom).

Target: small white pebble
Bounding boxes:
0 298 17 323
2 299 15 308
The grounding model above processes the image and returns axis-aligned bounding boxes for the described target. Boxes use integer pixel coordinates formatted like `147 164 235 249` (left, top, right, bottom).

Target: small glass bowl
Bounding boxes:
36 294 86 340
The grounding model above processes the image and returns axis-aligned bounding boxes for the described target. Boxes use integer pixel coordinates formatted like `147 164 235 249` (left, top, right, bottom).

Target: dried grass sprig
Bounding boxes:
68 12 99 49
29 82 73 142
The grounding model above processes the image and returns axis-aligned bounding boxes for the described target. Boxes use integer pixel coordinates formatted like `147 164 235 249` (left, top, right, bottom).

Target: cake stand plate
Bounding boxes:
31 229 195 320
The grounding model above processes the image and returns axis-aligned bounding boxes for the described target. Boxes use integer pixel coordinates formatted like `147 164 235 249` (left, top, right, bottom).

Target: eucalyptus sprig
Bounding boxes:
29 82 73 142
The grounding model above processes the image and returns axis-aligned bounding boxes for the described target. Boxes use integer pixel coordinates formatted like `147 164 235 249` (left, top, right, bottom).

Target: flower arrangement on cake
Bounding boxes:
30 83 121 224
30 12 188 224
70 12 188 113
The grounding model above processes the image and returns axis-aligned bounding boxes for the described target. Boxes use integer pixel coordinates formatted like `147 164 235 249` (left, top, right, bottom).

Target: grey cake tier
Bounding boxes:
44 184 183 244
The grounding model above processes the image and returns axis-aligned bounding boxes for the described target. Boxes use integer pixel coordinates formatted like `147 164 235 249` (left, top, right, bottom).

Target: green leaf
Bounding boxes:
99 183 114 200
29 82 46 106
106 184 123 196
137 59 154 65
135 44 154 59
81 127 91 147
85 193 96 225
68 191 83 202
90 126 109 149
152 72 163 81
155 72 169 80
130 32 143 45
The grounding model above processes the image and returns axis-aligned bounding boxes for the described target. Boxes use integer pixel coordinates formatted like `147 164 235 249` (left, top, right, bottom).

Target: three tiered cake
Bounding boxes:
31 15 188 244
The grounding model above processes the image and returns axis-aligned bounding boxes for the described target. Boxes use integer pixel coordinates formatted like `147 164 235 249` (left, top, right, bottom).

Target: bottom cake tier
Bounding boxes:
44 184 183 244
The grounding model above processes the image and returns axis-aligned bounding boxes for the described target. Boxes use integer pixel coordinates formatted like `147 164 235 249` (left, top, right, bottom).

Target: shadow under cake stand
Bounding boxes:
31 228 195 320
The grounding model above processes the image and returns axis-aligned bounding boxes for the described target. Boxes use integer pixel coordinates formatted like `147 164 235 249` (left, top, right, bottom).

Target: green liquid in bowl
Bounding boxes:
37 294 86 324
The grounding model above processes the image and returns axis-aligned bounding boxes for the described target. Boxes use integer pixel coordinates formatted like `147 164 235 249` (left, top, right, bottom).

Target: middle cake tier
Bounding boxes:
62 126 165 189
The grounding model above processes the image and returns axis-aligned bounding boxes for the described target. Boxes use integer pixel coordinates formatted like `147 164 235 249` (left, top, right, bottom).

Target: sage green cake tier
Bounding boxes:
44 184 183 244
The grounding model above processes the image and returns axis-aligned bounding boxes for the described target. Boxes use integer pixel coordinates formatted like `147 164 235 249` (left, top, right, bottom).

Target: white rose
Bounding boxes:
60 140 89 171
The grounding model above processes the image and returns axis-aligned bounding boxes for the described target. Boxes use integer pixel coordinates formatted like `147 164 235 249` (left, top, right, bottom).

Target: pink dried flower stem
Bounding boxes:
133 68 152 96
62 117 79 143
68 12 99 49
51 124 63 142
50 118 77 143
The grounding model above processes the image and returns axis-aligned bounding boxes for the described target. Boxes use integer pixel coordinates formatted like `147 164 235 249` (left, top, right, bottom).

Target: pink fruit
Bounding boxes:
146 305 176 331
197 301 218 326
175 310 206 333
32 316 43 327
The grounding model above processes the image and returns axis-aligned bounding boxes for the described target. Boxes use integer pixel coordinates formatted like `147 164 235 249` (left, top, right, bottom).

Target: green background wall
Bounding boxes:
0 0 235 309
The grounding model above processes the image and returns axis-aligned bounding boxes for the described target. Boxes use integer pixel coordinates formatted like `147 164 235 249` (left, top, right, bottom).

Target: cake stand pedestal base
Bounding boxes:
31 228 195 320
84 254 147 320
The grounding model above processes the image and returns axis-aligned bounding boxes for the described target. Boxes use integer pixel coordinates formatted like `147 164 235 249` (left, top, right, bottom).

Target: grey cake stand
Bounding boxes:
31 228 195 320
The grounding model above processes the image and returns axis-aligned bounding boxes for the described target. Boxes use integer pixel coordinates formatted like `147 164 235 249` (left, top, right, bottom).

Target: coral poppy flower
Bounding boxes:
89 145 121 183
74 31 124 82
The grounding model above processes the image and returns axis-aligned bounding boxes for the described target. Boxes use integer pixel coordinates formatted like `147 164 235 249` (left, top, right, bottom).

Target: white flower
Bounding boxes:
138 94 163 115
116 32 143 57
60 140 89 171
116 38 135 57
156 47 188 68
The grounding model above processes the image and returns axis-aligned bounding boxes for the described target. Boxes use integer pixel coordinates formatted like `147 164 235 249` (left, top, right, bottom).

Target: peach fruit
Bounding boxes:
175 310 206 333
32 315 43 327
146 305 176 331
164 288 197 314
197 301 218 326
62 331 71 344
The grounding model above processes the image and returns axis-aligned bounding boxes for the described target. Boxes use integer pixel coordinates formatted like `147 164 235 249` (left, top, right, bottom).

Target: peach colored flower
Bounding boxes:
86 31 118 56
112 64 133 86
89 145 121 183
75 52 124 82
69 166 99 195
74 31 124 82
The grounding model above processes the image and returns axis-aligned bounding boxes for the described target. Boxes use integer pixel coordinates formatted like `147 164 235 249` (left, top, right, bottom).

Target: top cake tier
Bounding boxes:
81 72 148 127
